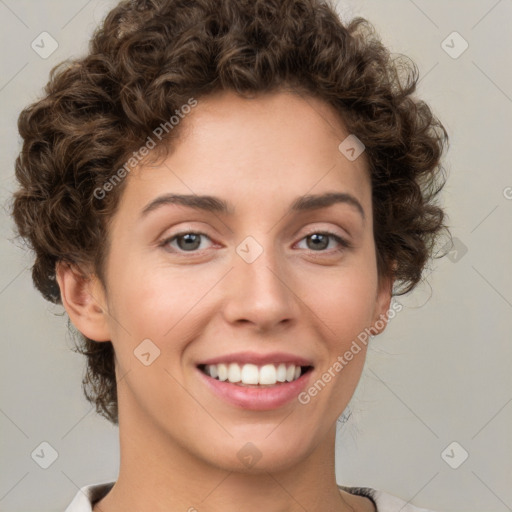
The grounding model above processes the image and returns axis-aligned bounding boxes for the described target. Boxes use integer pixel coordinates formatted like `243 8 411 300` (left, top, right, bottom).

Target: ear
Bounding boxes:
55 261 111 342
369 271 394 336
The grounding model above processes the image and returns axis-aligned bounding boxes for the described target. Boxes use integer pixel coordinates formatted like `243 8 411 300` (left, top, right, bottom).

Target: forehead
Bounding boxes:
120 90 371 219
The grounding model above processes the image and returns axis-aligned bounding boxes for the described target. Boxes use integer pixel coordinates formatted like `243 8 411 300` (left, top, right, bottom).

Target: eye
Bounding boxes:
160 231 213 253
159 230 351 255
296 231 351 253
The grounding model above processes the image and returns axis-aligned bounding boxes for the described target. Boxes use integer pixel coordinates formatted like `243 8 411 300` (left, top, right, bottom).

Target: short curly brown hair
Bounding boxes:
11 0 449 425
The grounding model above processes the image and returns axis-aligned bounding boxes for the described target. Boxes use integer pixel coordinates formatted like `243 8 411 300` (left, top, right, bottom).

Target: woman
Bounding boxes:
11 0 449 510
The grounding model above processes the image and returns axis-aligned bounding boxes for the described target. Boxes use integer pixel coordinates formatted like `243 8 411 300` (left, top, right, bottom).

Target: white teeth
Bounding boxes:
217 363 228 381
209 364 218 379
203 362 306 385
259 364 277 385
228 363 241 383
276 363 287 382
240 363 259 384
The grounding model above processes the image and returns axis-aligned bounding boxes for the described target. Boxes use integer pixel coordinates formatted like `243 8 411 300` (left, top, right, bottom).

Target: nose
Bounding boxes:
221 242 299 333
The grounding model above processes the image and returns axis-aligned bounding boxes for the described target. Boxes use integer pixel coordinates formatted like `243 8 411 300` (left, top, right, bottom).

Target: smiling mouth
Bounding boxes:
197 363 313 387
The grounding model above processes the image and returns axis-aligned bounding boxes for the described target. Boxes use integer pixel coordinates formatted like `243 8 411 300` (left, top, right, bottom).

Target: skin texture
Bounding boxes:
57 90 391 512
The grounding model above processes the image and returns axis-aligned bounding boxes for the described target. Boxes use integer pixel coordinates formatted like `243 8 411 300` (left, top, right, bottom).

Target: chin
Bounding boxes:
198 432 315 474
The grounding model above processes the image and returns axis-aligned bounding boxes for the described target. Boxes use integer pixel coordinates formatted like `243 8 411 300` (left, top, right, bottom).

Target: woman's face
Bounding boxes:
77 90 391 472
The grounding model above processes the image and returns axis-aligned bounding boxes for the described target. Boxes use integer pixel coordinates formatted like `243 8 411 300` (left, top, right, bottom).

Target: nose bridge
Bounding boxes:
222 234 297 329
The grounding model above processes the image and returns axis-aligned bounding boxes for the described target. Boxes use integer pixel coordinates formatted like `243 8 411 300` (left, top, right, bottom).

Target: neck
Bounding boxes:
93 407 363 512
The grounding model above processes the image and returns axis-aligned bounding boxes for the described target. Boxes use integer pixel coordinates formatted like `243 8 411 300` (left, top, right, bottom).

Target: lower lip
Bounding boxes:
197 368 313 410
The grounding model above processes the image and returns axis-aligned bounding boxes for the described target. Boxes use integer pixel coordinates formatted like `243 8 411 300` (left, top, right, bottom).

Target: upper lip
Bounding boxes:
197 351 314 367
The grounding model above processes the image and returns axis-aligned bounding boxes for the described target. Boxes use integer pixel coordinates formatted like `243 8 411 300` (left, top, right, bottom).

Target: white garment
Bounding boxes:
64 481 439 511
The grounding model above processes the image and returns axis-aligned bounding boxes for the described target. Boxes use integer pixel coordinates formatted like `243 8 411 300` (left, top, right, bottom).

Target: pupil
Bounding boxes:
177 233 328 251
179 233 200 250
309 233 327 250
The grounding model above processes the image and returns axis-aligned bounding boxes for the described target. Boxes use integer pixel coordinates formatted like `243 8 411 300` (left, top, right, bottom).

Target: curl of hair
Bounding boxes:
11 0 449 425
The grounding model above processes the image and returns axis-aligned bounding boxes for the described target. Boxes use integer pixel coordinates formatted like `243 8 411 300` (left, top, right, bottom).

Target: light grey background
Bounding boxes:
1 1 511 511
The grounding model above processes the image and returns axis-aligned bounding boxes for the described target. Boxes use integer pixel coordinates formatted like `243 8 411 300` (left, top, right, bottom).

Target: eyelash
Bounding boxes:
159 230 352 256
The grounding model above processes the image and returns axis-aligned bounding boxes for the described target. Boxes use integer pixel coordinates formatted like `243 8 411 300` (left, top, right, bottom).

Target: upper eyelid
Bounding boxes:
160 219 352 240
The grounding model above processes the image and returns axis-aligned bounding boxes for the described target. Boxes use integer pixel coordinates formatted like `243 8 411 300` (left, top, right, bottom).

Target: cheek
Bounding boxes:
298 272 376 418
105 254 217 351
315 279 375 380
322 280 376 335
304 253 378 388
307 259 379 338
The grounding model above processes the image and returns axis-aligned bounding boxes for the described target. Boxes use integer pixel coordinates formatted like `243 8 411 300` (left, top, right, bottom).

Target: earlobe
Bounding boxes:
55 261 111 342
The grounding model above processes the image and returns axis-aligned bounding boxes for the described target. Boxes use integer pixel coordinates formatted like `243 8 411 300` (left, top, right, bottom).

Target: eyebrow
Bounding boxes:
140 191 365 220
